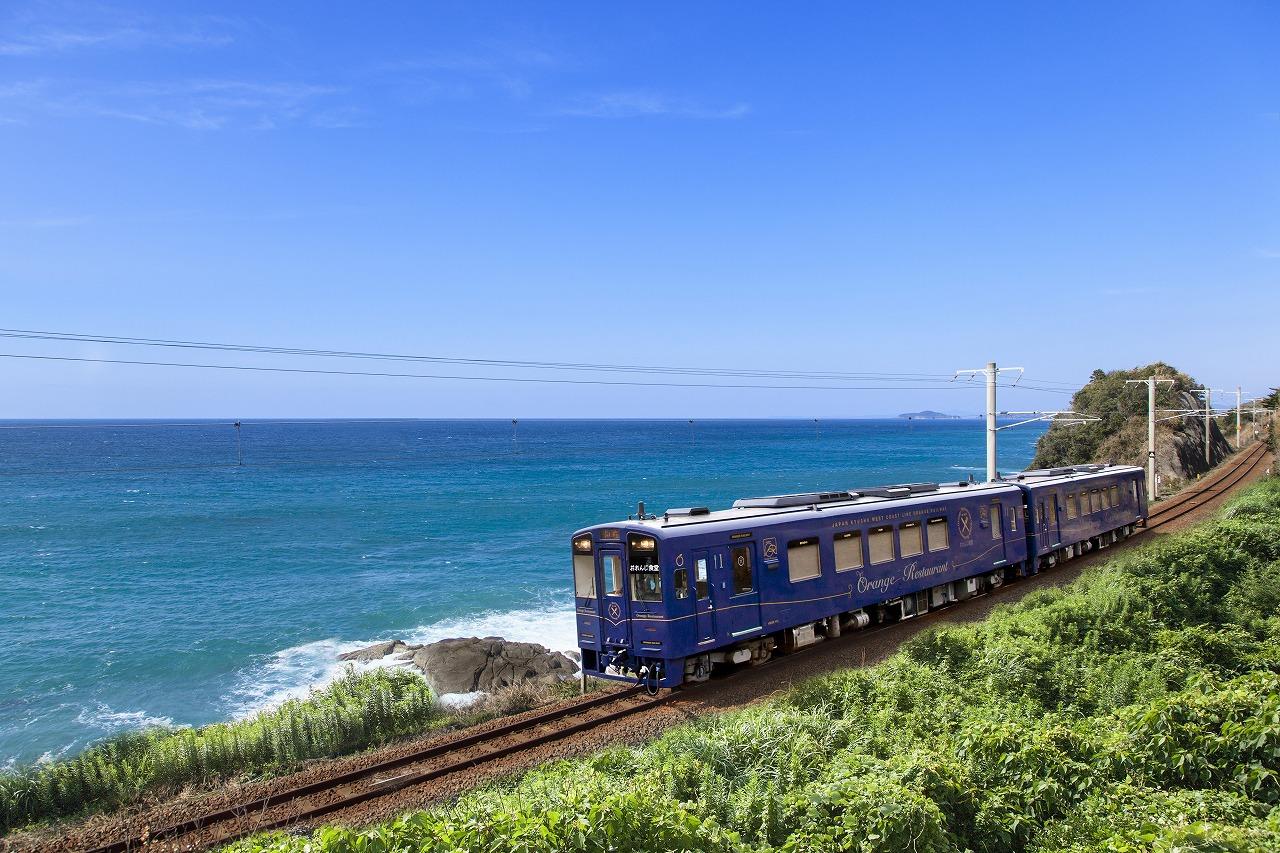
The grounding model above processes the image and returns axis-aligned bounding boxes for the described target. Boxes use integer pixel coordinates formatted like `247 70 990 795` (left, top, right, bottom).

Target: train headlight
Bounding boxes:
573 536 593 553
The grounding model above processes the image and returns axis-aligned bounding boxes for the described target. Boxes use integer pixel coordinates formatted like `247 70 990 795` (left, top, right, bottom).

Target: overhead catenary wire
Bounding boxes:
0 352 1076 393
0 327 1079 389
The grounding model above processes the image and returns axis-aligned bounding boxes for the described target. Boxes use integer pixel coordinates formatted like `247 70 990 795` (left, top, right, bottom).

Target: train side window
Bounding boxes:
926 517 949 551
1101 488 1110 510
695 557 709 599
1009 504 1018 533
603 554 624 595
1066 493 1078 520
1131 480 1139 503
787 539 821 582
1110 485 1120 507
991 502 1003 540
869 526 895 564
631 571 662 602
1090 489 1101 513
835 531 864 571
673 568 689 599
731 545 754 595
899 522 923 557
574 553 596 599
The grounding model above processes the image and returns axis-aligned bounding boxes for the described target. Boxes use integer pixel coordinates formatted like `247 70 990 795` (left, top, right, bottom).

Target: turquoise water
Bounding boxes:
0 419 1044 766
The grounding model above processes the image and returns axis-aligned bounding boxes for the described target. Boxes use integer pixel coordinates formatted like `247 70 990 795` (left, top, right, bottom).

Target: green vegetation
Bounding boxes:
230 478 1280 852
0 668 446 833
1031 362 1199 469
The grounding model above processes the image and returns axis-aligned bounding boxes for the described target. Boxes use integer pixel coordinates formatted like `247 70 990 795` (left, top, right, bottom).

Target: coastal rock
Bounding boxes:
336 636 576 695
338 640 400 662
411 637 575 695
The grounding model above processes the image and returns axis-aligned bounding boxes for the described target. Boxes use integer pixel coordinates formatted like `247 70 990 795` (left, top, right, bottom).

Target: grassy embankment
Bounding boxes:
0 663 587 835
0 668 445 833
229 478 1280 853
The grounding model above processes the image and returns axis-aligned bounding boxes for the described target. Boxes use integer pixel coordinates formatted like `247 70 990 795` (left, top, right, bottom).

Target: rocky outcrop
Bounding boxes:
338 636 576 695
338 640 403 662
1031 363 1241 482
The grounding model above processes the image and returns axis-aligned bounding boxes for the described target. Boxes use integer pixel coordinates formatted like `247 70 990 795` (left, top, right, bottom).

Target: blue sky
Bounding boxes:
1 1 1277 418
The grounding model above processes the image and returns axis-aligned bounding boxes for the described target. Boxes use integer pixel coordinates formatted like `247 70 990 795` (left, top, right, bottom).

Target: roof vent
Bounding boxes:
732 491 852 509
850 482 941 498
665 506 710 517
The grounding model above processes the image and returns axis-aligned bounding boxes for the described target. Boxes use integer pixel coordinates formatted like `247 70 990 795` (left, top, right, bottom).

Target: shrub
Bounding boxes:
0 668 444 832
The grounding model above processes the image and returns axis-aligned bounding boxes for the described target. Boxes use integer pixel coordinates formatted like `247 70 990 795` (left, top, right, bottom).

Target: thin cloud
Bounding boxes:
3 77 345 130
0 22 234 56
0 216 90 228
370 48 558 76
558 91 750 120
1099 287 1157 297
1255 248 1280 259
366 45 559 105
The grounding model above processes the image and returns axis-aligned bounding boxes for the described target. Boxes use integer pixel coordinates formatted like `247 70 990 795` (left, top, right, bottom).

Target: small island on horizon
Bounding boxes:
898 410 962 419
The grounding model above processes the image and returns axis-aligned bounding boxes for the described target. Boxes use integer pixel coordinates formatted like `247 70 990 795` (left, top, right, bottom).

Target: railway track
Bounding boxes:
75 440 1271 853
83 686 672 853
1143 440 1269 532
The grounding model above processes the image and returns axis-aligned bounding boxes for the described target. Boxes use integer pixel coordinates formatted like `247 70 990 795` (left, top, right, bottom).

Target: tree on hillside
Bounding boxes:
1031 362 1197 468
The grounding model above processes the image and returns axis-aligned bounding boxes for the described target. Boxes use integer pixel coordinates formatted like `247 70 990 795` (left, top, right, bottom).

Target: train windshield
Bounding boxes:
631 571 662 601
628 534 662 601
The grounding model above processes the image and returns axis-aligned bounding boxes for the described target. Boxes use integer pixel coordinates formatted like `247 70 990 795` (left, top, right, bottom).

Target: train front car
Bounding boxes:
572 480 1041 690
571 522 684 688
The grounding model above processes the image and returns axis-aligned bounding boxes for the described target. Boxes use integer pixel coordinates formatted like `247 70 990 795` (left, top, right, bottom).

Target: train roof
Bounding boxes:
998 463 1144 488
576 479 1023 539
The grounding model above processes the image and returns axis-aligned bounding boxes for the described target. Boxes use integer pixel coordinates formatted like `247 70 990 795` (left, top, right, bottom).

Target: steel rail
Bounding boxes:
75 440 1271 853
1144 441 1268 530
82 686 667 853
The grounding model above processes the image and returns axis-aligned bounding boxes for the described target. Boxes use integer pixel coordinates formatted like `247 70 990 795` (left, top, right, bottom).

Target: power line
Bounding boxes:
0 328 954 382
0 352 1069 393
0 327 1080 389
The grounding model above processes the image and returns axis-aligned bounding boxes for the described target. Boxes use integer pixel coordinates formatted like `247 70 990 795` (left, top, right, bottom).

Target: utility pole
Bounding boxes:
953 362 1024 482
1125 376 1174 499
1234 386 1242 449
1204 388 1212 466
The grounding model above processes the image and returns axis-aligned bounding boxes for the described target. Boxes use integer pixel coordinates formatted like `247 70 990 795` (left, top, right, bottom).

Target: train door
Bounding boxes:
1045 494 1061 548
712 542 763 643
597 547 632 648
692 550 716 645
990 500 1007 563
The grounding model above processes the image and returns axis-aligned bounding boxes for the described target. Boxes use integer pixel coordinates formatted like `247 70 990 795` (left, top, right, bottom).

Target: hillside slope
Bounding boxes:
1030 362 1233 484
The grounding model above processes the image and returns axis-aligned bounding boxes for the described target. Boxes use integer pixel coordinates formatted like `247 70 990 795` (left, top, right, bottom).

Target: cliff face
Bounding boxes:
1031 363 1234 482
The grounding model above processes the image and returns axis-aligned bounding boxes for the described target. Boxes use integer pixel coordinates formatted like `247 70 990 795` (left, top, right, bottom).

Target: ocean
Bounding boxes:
0 418 1045 766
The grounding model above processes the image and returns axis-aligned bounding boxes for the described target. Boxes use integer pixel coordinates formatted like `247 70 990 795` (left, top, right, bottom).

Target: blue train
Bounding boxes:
571 463 1146 687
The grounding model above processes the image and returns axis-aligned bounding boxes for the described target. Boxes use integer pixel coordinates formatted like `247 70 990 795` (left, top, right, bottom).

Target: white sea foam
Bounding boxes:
401 604 578 652
948 465 985 472
225 603 579 719
75 704 175 735
438 690 485 708
224 637 406 719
